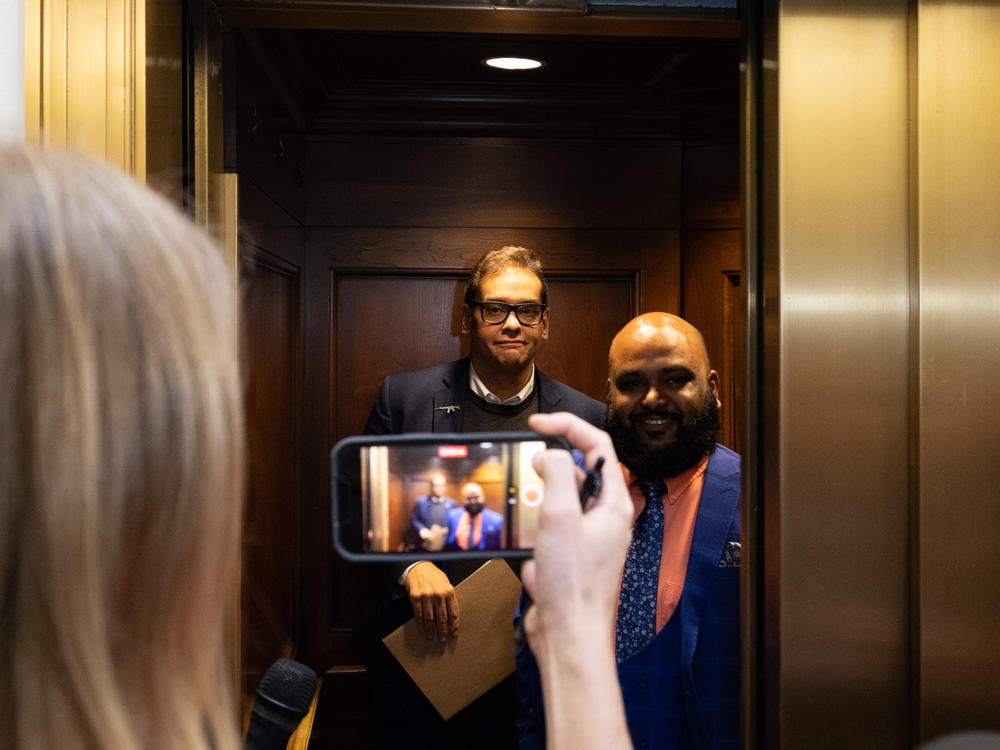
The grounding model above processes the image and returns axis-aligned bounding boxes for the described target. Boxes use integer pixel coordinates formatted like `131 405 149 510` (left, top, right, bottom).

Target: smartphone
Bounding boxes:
331 432 564 562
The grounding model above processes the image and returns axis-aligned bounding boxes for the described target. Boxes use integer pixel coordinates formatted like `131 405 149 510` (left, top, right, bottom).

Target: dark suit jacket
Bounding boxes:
363 357 605 434
359 357 604 727
445 507 504 551
411 494 457 532
516 444 742 750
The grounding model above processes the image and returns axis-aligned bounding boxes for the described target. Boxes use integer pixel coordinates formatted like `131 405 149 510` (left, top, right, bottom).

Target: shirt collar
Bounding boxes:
468 363 536 405
621 453 710 505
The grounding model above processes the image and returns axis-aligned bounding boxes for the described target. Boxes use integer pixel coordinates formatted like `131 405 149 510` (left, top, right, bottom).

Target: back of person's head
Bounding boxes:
463 245 548 306
0 145 242 750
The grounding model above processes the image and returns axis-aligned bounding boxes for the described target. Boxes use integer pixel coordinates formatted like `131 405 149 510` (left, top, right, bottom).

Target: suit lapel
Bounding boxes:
431 360 467 432
535 369 563 414
682 448 739 645
680 447 740 745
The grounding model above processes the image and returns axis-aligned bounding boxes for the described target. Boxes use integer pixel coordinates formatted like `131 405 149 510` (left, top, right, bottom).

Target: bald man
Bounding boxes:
445 482 504 551
517 313 741 750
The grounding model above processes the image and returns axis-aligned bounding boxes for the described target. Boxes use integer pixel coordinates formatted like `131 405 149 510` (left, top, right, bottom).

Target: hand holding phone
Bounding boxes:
518 414 632 628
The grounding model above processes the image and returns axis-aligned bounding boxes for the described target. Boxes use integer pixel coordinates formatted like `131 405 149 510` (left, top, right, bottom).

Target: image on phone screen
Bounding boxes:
332 434 548 559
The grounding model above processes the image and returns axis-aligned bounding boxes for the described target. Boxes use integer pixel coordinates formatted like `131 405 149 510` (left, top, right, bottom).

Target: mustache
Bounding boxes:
629 408 682 422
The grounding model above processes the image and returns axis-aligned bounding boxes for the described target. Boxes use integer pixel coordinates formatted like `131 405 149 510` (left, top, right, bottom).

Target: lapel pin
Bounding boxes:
435 405 461 414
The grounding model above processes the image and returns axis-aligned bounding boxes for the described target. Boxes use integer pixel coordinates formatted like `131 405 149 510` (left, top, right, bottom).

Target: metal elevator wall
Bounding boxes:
754 1 1000 746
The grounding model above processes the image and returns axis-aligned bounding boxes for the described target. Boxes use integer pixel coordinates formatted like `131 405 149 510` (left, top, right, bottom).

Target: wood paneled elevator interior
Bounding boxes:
227 14 741 745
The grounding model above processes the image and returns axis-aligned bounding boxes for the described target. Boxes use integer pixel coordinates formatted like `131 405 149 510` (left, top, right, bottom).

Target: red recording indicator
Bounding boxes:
437 445 468 458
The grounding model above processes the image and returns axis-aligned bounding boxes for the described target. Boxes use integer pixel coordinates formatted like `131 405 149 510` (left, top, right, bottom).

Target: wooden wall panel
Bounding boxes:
335 275 465 438
236 122 309 225
681 140 742 455
683 141 741 229
682 228 743 456
237 156 306 717
538 275 634 404
233 32 310 226
303 137 682 229
240 242 303 714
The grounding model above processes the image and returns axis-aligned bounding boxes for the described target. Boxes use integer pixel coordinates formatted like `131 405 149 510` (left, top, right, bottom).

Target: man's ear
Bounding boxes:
539 308 550 339
708 370 721 407
461 304 472 335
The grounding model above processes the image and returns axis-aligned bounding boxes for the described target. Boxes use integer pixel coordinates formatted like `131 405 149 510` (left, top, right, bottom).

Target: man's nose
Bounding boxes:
641 386 665 406
500 309 521 330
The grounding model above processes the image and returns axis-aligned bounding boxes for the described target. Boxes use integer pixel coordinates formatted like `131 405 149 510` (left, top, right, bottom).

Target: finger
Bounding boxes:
445 591 460 639
414 604 432 641
521 560 537 599
422 597 438 641
531 448 585 522
522 604 539 649
436 601 450 642
528 412 616 467
530 412 631 517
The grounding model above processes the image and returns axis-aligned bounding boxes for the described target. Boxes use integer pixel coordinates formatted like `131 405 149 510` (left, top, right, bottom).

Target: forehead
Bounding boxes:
479 267 543 302
611 325 704 375
462 485 482 496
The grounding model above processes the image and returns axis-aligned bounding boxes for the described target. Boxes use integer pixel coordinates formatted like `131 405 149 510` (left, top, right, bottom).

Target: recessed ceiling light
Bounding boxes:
482 56 545 71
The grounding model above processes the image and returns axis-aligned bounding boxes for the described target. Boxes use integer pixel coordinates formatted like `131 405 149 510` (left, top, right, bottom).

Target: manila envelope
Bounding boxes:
382 558 522 720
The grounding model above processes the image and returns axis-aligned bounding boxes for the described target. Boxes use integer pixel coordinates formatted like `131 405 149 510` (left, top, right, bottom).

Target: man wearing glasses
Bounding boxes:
362 246 603 749
365 245 603 436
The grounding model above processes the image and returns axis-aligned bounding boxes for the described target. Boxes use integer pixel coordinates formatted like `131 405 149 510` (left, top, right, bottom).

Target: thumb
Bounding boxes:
521 560 537 599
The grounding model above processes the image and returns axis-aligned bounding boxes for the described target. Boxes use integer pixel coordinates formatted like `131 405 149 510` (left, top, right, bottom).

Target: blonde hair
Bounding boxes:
0 146 243 750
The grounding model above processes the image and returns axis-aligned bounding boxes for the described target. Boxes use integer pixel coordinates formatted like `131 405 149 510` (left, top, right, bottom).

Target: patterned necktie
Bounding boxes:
616 477 667 663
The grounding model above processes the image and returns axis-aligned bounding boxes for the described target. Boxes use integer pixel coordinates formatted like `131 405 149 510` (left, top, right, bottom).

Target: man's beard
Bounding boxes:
604 395 721 479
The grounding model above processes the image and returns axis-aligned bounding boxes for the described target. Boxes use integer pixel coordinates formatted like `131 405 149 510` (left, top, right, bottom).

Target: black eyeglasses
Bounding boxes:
470 300 547 326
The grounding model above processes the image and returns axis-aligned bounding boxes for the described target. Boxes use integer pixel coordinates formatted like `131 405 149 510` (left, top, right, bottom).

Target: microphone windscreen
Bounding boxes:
245 659 318 750
256 658 317 718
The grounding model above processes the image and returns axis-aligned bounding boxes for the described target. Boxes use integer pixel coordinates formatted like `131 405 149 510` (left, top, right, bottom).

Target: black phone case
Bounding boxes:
330 431 569 563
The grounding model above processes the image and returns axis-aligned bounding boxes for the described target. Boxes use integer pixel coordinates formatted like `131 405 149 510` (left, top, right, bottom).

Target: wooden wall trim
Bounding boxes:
305 226 681 312
301 137 683 230
239 240 305 721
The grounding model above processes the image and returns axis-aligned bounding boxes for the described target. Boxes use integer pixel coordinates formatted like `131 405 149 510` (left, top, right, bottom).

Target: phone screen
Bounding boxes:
331 433 552 561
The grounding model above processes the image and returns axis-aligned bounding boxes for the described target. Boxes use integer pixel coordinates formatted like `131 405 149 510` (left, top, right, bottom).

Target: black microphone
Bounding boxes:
244 658 318 750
